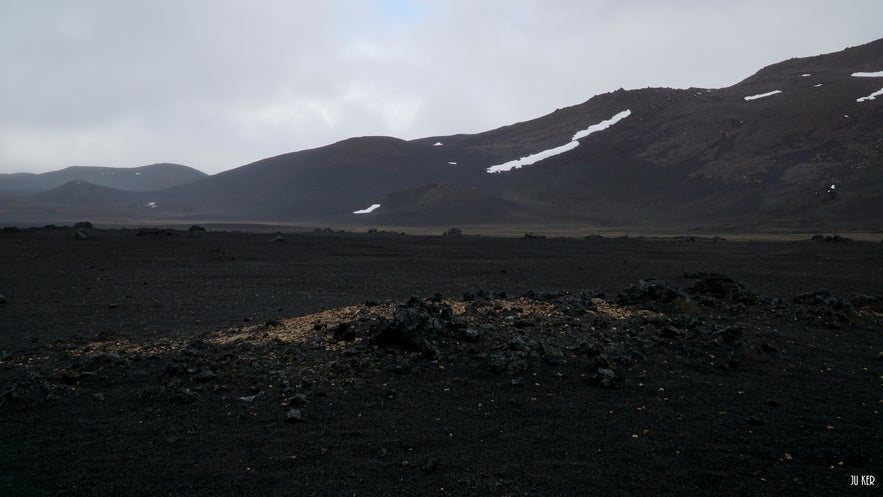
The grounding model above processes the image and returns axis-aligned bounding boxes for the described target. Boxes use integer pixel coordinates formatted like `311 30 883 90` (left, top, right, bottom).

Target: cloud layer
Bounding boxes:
2 0 881 174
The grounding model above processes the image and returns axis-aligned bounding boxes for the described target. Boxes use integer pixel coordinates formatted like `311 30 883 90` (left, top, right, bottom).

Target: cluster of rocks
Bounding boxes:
136 228 176 238
791 289 875 329
366 228 406 235
3 273 879 423
810 234 853 243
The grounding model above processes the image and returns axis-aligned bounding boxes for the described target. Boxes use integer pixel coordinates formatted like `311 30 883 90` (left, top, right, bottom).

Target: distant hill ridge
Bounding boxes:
4 38 882 230
0 163 207 195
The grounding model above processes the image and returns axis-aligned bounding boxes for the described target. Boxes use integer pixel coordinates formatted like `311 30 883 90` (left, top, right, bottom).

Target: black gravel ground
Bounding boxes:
1 227 881 496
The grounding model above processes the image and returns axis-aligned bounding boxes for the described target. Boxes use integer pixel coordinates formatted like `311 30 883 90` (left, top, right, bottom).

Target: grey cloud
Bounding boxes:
1 0 881 174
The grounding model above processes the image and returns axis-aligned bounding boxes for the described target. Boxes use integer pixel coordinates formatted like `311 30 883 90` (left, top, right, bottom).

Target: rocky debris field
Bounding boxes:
1 227 882 496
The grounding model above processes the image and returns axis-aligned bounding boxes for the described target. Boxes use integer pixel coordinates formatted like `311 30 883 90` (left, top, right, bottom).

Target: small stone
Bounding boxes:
286 408 304 423
0 295 6 304
591 368 616 388
288 394 308 406
60 370 81 385
508 336 530 352
96 352 123 364
452 327 480 342
746 416 765 426
170 389 199 404
194 370 216 382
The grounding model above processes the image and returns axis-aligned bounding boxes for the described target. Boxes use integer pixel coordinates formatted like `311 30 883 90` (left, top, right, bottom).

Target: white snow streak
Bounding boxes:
851 71 883 77
486 110 631 174
448 161 458 165
857 87 883 102
433 141 443 146
744 90 782 101
486 141 579 173
571 110 632 140
353 204 381 214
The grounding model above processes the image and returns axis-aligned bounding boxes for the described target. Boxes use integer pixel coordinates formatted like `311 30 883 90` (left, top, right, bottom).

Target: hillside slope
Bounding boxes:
7 38 882 230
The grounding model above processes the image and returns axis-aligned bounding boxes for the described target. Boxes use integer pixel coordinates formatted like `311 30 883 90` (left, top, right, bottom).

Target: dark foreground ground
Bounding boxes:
1 227 881 496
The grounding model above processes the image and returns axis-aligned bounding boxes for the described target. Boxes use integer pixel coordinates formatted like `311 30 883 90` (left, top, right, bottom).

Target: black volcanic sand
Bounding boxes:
1 227 881 496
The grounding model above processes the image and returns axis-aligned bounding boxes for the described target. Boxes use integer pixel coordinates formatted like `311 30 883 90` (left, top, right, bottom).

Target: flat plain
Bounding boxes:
1 227 881 496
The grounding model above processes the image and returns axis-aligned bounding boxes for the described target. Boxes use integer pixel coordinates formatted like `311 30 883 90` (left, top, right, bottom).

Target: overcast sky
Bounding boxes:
1 1 880 175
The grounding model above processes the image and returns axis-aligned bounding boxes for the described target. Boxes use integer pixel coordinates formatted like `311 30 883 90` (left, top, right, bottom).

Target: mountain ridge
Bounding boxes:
0 163 207 195
4 38 882 230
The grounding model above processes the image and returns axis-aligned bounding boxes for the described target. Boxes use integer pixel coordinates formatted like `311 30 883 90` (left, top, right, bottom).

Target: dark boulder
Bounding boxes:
617 279 690 307
811 234 853 242
686 273 757 306
370 297 459 358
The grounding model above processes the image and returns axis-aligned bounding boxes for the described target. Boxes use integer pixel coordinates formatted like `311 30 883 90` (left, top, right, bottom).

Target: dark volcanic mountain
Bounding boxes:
8 39 883 230
0 163 207 196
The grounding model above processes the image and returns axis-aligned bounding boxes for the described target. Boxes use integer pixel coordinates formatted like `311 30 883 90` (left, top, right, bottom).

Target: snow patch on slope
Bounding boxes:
486 110 631 174
851 71 883 77
571 110 632 140
857 88 883 102
744 90 782 101
353 204 381 214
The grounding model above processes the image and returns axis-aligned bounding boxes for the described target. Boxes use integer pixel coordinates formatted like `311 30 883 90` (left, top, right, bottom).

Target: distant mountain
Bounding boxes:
0 163 207 195
6 38 883 230
30 180 138 206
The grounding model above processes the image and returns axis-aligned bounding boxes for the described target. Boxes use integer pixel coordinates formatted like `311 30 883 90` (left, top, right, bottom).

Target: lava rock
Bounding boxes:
687 274 756 305
286 408 304 423
810 234 853 242
370 298 448 358
617 279 690 307
452 327 481 342
590 368 616 388
713 325 744 343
